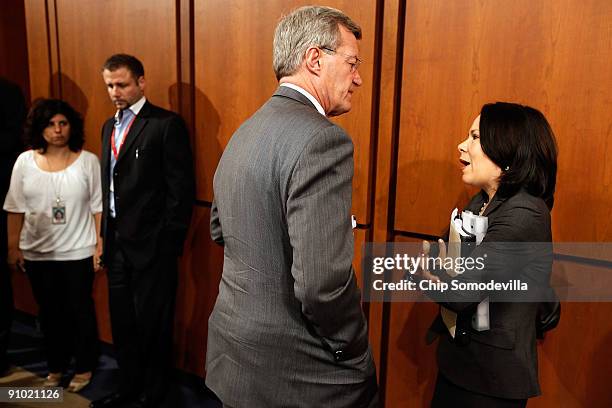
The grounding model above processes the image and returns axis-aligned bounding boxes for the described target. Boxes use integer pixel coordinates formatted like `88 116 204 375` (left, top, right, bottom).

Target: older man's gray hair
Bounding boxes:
272 5 361 81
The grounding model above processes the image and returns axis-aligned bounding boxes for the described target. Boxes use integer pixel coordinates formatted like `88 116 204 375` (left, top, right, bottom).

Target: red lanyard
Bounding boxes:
110 115 137 159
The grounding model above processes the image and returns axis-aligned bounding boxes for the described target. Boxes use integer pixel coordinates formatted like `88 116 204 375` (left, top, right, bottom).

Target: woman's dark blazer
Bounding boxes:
426 189 553 399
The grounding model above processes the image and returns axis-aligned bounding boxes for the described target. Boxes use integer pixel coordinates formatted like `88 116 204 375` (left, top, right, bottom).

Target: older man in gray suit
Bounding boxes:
206 5 378 408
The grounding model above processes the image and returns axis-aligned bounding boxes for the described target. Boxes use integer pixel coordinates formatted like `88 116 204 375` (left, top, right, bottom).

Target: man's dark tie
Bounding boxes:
114 109 124 127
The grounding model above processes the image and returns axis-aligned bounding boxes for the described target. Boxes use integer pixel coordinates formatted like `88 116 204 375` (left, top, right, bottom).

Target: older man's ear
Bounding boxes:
303 47 323 75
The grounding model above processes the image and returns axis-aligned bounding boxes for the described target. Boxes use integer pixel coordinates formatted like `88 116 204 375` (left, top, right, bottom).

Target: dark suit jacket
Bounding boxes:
0 78 25 196
206 87 377 407
426 189 553 399
0 78 25 260
100 101 194 270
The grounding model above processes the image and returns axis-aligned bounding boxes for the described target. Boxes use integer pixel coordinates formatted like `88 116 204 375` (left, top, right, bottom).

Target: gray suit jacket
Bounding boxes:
206 86 377 407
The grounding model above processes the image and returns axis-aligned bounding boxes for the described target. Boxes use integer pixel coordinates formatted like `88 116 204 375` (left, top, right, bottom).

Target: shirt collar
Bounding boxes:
280 83 325 116
115 96 147 122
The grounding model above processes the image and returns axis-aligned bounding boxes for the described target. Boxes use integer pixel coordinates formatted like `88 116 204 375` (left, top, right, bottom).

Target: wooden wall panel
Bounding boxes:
383 236 439 407
15 1 612 407
382 2 612 406
92 268 112 343
532 302 612 407
353 227 370 292
546 1 612 242
334 3 377 225
24 0 51 102
383 236 612 407
385 299 612 408
53 0 179 156
394 0 612 239
367 0 402 392
22 0 49 101
193 1 377 224
174 206 224 376
0 0 30 99
10 272 36 315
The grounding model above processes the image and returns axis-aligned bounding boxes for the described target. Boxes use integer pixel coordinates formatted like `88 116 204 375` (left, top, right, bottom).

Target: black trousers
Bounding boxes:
0 209 11 372
431 373 528 408
0 261 11 372
25 258 99 374
106 223 177 404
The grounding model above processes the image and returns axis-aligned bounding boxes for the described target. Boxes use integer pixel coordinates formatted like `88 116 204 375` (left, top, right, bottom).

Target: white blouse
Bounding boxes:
3 150 102 261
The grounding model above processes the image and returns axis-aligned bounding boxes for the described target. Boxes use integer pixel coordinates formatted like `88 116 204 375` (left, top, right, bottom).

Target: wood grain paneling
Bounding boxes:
387 4 612 403
384 296 612 407
10 271 36 315
92 269 112 343
383 235 439 407
394 0 612 239
353 227 368 289
174 206 224 376
16 1 612 406
52 0 179 155
368 0 403 395
384 239 612 407
24 0 52 102
0 0 30 100
193 1 377 224
532 301 612 407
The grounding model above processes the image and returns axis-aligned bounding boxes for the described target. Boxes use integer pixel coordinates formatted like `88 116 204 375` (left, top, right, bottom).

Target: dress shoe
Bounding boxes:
89 391 133 408
43 372 62 387
67 372 92 392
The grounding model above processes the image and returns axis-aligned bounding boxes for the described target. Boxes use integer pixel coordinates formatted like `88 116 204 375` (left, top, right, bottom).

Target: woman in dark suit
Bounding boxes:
421 102 558 407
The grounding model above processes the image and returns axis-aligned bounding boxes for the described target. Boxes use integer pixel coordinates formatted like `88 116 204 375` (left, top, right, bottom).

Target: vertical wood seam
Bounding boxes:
379 0 407 405
52 0 61 98
43 0 53 97
176 0 182 110
365 0 386 232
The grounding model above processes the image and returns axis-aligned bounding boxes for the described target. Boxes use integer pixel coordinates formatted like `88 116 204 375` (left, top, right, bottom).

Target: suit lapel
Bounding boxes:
116 102 150 164
482 193 507 217
467 190 507 217
101 120 113 176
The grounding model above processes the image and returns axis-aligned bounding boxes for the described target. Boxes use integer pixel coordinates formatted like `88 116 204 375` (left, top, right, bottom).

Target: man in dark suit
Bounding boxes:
206 6 377 407
0 78 26 376
91 54 194 408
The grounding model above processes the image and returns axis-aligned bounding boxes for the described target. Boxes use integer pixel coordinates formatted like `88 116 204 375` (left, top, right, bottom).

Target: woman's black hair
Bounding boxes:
24 98 84 153
480 102 558 209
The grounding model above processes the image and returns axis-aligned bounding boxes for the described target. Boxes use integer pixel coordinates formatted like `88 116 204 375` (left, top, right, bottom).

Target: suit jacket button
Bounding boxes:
334 350 343 361
456 330 470 346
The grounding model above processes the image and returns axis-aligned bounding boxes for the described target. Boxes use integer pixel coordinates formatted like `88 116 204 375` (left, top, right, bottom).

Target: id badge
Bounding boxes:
52 199 67 225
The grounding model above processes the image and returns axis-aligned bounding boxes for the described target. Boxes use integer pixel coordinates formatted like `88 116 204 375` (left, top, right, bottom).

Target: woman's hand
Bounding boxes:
415 239 446 283
94 239 104 272
7 213 25 272
8 248 25 273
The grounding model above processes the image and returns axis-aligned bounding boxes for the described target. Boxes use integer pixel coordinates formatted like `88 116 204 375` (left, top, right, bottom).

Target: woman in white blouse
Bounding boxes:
4 99 101 392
